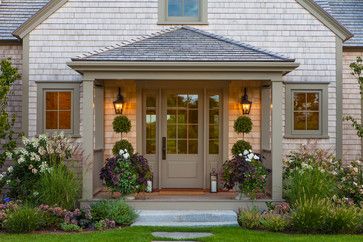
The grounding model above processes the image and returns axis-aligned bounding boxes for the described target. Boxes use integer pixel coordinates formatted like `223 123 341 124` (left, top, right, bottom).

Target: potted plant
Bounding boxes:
223 150 270 200
232 116 253 156
112 115 133 155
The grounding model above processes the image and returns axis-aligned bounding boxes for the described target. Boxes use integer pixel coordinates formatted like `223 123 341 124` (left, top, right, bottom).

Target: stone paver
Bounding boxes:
152 232 213 240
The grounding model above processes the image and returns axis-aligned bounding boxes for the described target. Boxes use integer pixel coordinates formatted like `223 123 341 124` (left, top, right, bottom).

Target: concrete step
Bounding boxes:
132 210 239 227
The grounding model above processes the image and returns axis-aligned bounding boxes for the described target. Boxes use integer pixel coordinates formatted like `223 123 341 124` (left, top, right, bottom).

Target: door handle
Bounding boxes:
162 137 166 160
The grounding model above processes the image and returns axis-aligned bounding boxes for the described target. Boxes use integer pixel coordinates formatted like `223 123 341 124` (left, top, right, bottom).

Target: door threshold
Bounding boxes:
157 188 206 195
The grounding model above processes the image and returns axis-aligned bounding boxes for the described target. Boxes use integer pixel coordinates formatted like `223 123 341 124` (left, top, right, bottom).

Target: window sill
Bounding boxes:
157 21 209 25
284 135 330 139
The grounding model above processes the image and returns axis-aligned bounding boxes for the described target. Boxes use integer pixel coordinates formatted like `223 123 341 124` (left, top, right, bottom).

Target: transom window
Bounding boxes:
158 0 208 24
285 84 328 138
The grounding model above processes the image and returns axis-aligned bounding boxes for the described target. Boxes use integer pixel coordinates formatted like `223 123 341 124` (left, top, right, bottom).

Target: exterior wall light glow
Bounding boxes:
240 88 252 115
113 87 125 115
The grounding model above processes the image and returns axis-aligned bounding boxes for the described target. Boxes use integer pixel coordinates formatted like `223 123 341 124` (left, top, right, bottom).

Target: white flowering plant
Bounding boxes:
0 132 75 200
222 149 270 199
284 144 363 206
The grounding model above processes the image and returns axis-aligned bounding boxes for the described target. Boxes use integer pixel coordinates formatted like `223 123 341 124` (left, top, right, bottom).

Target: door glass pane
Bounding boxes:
188 109 198 123
178 140 187 154
167 140 176 154
189 125 198 139
145 94 157 155
166 93 199 155
188 140 198 154
167 125 176 139
208 94 220 154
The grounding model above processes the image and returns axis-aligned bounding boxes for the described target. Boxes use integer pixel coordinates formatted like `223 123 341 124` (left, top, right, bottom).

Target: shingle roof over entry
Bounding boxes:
315 0 363 47
0 0 49 41
73 27 295 63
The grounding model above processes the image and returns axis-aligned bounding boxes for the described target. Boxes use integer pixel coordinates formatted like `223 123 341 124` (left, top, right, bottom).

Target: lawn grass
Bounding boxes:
0 226 362 242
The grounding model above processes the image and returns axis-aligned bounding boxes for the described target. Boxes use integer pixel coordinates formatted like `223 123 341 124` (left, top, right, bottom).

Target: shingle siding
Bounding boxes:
342 50 363 161
26 0 338 157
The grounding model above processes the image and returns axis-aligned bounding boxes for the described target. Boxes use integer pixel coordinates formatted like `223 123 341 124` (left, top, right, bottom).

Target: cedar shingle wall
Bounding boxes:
26 0 337 158
342 50 363 161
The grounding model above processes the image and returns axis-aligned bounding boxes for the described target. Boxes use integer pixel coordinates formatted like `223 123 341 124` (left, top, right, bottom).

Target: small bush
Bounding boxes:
231 140 252 157
90 199 137 226
113 115 131 134
35 165 80 210
3 206 45 233
234 116 253 134
95 219 116 231
112 139 134 156
324 205 361 234
60 222 82 232
260 213 289 232
237 208 261 229
284 165 337 204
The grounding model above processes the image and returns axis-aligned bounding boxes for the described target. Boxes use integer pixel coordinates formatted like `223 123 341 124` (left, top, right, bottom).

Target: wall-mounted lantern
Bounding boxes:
210 169 218 193
240 88 252 115
113 88 125 115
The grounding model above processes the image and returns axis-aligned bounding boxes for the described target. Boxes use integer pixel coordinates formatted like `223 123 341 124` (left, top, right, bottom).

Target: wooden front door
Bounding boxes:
160 90 204 188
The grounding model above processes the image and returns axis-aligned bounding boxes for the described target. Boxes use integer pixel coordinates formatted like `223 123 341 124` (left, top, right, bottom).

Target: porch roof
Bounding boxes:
72 27 295 63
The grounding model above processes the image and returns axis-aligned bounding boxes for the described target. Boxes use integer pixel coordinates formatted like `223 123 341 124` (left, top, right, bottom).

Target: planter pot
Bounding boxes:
235 192 250 200
125 194 136 200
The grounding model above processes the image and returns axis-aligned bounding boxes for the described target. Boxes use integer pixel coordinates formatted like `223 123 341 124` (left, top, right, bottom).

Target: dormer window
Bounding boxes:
158 0 208 24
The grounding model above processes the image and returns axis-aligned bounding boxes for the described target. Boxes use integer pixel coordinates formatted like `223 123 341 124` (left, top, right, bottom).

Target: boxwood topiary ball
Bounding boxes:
112 139 134 155
113 115 131 134
231 140 252 157
234 116 253 134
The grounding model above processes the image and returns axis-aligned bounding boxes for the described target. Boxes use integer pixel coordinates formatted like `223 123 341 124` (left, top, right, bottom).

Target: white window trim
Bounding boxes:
285 84 329 139
37 82 80 137
158 0 208 25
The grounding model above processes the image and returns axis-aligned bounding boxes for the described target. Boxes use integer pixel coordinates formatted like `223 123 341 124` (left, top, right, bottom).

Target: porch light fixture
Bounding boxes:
113 88 125 115
240 88 252 115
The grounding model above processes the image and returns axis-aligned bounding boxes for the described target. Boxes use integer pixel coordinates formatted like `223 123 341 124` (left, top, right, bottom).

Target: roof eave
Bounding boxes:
12 0 68 39
67 61 300 76
296 0 353 41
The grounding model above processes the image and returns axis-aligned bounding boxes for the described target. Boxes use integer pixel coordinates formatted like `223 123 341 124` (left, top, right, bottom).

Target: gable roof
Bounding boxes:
0 0 49 41
72 27 295 63
315 0 363 47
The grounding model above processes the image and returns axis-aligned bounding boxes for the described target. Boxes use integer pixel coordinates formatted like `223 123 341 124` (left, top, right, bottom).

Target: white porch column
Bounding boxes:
271 80 284 200
82 78 95 200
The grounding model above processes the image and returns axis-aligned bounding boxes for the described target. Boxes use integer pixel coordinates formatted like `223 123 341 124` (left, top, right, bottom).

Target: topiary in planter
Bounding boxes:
112 115 131 134
112 139 134 155
232 140 252 157
234 116 253 135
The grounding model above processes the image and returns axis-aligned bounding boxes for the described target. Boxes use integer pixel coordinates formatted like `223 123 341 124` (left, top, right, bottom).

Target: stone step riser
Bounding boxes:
138 215 237 222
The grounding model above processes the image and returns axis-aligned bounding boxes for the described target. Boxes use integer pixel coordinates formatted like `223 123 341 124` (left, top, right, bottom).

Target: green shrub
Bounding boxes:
112 139 134 156
231 140 252 157
234 116 253 134
324 205 361 234
90 199 137 226
60 223 82 232
260 213 289 232
35 165 80 210
113 115 131 134
3 206 45 233
284 165 337 204
292 197 331 233
237 208 261 230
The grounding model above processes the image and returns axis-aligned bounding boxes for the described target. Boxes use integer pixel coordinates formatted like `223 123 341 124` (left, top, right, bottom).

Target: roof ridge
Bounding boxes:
74 26 182 59
181 26 293 61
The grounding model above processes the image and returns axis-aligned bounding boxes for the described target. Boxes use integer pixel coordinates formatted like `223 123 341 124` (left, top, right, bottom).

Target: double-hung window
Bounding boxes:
285 84 328 138
37 83 80 136
159 0 208 24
